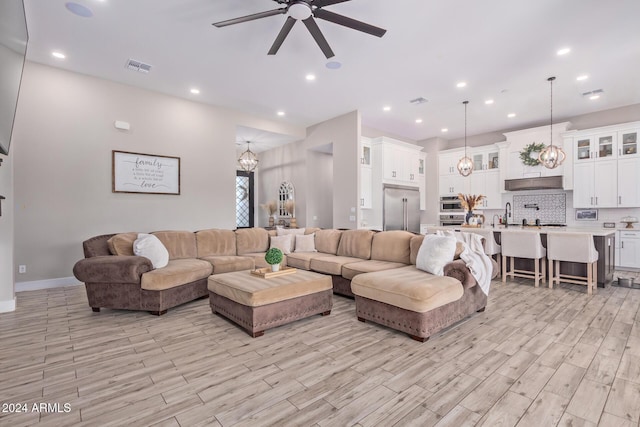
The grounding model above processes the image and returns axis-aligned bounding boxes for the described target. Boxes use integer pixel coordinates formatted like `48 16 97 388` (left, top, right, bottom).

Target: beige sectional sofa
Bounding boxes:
74 227 488 342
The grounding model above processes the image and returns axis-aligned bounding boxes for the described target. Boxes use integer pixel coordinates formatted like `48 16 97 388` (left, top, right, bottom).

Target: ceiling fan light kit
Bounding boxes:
213 0 386 59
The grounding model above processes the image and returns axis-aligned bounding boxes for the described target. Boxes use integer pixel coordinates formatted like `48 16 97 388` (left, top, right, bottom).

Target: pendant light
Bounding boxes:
238 141 259 172
538 76 566 169
457 100 473 176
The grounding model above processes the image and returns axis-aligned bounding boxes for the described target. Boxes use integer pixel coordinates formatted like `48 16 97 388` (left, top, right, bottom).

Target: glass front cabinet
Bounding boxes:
574 132 617 162
619 129 639 158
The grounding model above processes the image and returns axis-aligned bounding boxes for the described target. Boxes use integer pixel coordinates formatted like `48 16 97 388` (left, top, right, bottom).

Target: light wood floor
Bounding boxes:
1 278 640 426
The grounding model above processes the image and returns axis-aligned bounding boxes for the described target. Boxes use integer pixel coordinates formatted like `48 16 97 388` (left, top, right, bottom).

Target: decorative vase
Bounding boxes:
271 264 280 272
290 217 297 228
268 216 275 227
465 210 474 225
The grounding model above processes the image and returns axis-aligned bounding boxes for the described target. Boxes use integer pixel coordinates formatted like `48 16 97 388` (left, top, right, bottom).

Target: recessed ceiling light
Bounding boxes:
305 74 316 81
456 81 467 88
277 111 285 116
65 2 93 17
589 95 600 100
507 113 516 118
326 61 341 70
51 51 66 59
190 88 200 94
485 99 494 105
383 106 391 112
576 75 589 81
415 119 423 124
557 47 571 56
441 128 448 133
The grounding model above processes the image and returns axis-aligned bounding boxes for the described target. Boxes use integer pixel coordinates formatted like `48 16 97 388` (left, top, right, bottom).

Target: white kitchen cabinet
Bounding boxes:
574 132 617 163
380 142 420 185
618 128 639 158
360 165 372 209
471 147 500 172
418 152 426 210
617 157 640 207
438 150 463 176
439 174 469 196
573 160 617 208
360 138 372 166
619 230 640 269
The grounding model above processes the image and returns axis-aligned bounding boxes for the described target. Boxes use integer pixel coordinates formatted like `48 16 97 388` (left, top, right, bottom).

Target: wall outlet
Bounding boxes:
349 215 356 222
18 265 26 274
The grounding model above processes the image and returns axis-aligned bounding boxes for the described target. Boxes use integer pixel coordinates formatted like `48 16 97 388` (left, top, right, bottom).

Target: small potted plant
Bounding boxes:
265 247 283 272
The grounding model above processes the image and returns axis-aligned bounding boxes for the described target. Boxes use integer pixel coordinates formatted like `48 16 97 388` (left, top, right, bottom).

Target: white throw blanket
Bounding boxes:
436 230 492 296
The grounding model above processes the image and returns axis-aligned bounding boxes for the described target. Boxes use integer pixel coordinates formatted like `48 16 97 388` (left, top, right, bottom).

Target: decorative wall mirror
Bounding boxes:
278 181 295 217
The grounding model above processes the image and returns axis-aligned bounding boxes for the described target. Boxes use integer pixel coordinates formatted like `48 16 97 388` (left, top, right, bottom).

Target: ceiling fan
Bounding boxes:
212 0 386 59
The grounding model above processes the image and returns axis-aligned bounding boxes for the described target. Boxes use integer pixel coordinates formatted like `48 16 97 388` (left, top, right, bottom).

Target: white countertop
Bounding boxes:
429 225 617 237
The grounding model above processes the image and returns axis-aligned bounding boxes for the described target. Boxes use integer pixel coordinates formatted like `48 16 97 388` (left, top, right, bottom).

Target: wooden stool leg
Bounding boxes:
534 258 540 288
587 261 593 295
496 254 502 278
593 262 598 294
548 258 554 289
510 257 515 281
555 261 560 287
502 255 507 283
542 257 546 284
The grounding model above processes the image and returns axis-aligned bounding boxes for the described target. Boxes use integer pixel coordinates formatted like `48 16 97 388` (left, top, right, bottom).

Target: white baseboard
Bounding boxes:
0 297 16 313
16 276 82 292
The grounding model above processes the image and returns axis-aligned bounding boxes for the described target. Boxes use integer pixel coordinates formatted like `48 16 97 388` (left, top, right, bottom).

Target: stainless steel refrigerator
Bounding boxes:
383 186 420 233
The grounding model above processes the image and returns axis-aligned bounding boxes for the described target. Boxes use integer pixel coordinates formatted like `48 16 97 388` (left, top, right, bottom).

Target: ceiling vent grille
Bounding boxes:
582 89 603 97
126 59 152 73
409 97 428 105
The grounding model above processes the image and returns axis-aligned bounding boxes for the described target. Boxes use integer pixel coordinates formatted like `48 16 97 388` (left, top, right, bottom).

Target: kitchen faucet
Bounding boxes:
504 202 512 228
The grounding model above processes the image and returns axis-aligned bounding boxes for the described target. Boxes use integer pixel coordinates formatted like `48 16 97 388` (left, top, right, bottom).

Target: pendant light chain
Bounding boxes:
549 76 554 149
464 100 468 157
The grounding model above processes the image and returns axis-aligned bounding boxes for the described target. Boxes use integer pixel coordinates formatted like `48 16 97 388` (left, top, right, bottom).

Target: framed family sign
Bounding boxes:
112 150 180 195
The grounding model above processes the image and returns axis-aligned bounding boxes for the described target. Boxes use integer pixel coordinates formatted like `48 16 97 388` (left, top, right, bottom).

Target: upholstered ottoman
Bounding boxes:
208 269 333 337
351 265 487 342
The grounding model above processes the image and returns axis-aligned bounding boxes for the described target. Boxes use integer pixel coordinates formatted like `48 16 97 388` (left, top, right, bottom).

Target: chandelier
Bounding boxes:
538 76 566 169
457 100 473 176
238 141 258 172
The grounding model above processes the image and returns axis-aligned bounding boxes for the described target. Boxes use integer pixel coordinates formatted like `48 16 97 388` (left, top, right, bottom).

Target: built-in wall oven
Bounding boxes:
440 196 463 212
439 213 465 226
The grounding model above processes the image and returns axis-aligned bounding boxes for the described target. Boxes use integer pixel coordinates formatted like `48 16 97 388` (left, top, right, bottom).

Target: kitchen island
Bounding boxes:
428 226 616 286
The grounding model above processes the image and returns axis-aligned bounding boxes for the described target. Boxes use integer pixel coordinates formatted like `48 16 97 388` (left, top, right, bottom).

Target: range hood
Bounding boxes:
504 176 563 191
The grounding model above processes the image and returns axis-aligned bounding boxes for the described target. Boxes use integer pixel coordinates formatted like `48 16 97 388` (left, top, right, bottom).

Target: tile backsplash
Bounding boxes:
513 193 566 224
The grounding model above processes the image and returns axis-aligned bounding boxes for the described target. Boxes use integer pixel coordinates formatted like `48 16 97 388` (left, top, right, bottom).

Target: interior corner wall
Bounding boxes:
305 111 359 229
0 150 14 311
305 150 333 229
257 140 307 227
418 137 449 225
12 62 304 282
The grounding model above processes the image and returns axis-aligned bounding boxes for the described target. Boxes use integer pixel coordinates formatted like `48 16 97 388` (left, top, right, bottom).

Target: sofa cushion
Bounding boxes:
276 227 306 252
133 233 169 269
351 265 464 313
196 229 237 257
286 252 328 270
305 227 321 235
416 234 457 276
336 229 375 260
270 235 293 255
310 255 363 276
371 230 413 264
295 234 317 253
140 258 212 291
199 255 254 274
236 228 269 255
107 232 138 256
341 259 407 280
315 229 342 255
152 231 197 260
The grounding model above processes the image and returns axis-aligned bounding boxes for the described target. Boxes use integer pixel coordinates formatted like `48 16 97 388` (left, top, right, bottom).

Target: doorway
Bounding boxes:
236 171 254 228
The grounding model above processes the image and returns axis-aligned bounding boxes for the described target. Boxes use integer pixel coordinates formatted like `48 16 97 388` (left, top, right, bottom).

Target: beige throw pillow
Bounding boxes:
294 234 317 253
270 235 293 255
276 227 306 252
133 233 169 269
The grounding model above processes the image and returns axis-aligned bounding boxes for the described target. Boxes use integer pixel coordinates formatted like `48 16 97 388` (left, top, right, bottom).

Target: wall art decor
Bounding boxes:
112 150 180 195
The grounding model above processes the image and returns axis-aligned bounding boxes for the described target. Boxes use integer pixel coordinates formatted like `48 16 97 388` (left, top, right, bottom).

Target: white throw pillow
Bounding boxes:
133 233 169 269
269 234 293 255
276 227 306 252
416 234 457 276
294 234 317 253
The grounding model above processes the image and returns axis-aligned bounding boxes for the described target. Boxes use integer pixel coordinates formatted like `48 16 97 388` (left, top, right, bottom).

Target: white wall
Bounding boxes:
0 150 14 312
12 62 304 283
306 150 333 229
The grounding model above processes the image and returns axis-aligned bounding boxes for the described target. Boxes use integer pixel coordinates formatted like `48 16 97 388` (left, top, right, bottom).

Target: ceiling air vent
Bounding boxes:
126 59 152 73
582 89 603 97
409 97 428 105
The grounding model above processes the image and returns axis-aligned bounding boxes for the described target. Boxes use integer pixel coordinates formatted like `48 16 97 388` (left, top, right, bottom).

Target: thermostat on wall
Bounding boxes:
603 222 616 228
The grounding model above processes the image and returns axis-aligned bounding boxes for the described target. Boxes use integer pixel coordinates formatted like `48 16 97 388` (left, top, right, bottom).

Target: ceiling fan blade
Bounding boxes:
313 0 352 7
302 16 335 59
314 9 386 37
268 16 296 55
212 8 286 28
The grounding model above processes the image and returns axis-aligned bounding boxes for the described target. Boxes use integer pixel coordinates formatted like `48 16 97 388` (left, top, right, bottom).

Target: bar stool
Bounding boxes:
546 232 598 295
466 229 502 276
501 230 546 287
